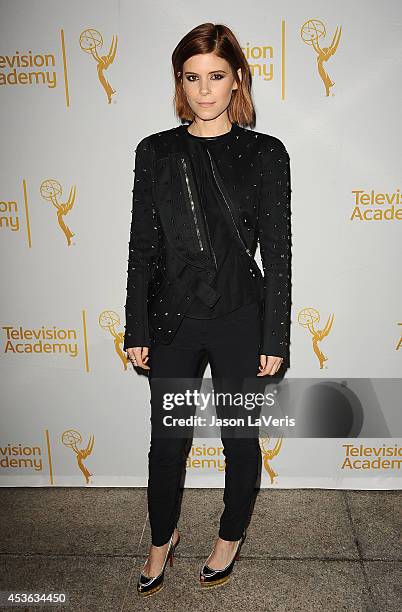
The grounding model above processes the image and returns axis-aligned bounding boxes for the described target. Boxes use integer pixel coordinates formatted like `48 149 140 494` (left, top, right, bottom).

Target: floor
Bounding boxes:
0 488 400 611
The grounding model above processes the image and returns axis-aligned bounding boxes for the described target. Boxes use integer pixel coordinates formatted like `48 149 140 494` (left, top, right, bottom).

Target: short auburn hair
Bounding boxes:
172 23 256 128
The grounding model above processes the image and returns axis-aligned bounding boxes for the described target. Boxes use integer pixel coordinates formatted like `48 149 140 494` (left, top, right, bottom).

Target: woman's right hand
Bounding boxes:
126 347 150 370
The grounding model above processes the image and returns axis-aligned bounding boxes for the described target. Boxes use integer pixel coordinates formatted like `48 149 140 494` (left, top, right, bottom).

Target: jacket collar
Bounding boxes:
177 121 241 144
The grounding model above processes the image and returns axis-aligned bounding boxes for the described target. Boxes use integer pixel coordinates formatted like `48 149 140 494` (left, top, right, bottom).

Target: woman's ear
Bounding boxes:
232 68 242 92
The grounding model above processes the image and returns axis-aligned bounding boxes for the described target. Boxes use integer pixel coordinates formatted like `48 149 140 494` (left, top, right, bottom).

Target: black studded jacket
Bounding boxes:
123 121 292 365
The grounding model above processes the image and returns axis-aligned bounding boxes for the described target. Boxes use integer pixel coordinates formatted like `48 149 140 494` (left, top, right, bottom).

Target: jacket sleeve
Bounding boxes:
258 137 292 365
123 136 160 351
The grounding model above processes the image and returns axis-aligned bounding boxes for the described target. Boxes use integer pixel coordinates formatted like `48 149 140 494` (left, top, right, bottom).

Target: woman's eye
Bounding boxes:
186 74 224 81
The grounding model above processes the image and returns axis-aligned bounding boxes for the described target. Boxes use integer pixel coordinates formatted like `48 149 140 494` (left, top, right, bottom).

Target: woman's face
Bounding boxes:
181 52 241 122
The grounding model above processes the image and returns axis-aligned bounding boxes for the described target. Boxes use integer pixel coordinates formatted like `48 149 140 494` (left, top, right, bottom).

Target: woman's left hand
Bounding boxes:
257 354 284 376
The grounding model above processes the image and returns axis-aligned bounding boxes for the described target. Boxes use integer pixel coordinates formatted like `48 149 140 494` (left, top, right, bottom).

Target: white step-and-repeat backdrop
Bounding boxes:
1 0 401 488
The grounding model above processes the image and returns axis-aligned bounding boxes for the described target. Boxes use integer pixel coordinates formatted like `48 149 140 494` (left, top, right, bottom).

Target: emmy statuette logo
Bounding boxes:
259 435 283 484
397 323 402 352
298 308 335 369
79 29 117 104
62 429 94 484
98 310 131 370
39 179 76 246
301 19 342 96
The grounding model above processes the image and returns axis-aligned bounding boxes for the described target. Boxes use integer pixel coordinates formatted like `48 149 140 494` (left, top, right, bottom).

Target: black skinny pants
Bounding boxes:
146 300 264 546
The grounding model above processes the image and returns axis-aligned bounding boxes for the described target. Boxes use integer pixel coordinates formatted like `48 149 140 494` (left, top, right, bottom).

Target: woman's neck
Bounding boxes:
187 119 233 138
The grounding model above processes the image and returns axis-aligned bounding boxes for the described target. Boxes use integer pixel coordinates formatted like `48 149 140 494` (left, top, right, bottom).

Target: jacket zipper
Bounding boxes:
206 149 253 259
179 156 217 271
180 157 204 252
199 200 217 270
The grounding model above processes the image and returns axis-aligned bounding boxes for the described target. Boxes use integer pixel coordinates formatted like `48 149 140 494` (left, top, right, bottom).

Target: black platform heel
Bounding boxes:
199 529 246 588
137 531 180 597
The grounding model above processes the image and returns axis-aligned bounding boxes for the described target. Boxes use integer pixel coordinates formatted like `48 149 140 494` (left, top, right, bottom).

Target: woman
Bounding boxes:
123 22 292 596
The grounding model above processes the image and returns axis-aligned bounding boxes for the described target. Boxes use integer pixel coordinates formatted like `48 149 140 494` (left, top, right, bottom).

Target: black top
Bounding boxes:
183 123 261 318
